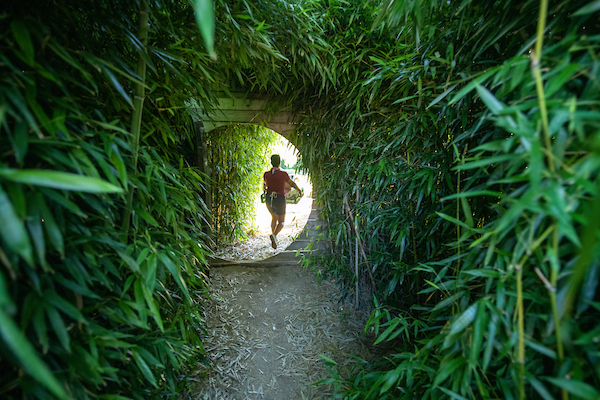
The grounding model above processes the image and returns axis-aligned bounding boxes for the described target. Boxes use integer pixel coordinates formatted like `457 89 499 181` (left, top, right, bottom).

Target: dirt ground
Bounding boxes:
186 178 376 399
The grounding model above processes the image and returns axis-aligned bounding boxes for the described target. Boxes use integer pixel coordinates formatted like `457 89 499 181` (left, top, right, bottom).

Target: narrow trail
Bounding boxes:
187 205 375 400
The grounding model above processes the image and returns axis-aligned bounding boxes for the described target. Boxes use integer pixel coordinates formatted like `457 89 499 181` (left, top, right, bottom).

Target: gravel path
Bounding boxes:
187 263 373 400
185 188 376 399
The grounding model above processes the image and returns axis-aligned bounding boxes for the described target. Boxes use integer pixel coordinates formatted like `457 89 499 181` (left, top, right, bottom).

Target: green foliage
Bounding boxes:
279 0 600 398
3 0 600 398
207 125 278 243
0 0 216 398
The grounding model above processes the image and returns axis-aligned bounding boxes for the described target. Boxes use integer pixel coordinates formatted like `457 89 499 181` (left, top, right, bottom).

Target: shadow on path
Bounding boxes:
209 204 329 268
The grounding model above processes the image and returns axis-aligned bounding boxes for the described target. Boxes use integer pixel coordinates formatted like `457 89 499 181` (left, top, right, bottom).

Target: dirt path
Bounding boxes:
186 201 375 399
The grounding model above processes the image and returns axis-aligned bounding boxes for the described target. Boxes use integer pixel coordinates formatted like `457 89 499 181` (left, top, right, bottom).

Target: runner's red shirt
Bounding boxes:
264 167 289 195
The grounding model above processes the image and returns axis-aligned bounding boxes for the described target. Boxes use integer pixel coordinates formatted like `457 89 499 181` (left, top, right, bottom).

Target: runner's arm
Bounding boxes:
287 178 301 193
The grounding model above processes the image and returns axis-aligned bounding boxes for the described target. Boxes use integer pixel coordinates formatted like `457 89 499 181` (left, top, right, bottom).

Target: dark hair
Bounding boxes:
271 154 281 167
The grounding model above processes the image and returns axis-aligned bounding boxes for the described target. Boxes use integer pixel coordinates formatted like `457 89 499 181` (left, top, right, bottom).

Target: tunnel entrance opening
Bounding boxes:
188 91 316 262
211 134 313 262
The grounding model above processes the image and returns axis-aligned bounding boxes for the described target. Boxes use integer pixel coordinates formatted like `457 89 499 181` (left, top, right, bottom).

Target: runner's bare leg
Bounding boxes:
270 211 278 233
274 214 285 236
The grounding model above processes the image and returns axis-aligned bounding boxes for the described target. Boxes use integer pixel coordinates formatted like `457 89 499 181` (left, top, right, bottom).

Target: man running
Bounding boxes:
263 154 302 249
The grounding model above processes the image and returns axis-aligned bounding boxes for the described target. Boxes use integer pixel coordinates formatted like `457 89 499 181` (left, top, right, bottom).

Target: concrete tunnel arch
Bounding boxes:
188 91 316 257
188 91 302 178
194 91 298 139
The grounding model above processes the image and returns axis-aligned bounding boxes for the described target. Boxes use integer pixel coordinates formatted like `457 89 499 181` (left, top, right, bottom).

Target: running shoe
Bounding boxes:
269 234 277 249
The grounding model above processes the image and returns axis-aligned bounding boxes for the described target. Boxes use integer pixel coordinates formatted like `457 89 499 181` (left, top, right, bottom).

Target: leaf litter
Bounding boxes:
184 269 376 399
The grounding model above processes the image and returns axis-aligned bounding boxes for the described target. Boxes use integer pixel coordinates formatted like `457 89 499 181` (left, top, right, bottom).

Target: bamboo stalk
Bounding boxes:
513 3 558 397
516 264 525 400
456 149 461 280
550 226 568 400
515 251 532 400
532 0 554 173
515 223 559 400
343 194 376 292
121 1 150 241
355 190 359 309
533 1 567 398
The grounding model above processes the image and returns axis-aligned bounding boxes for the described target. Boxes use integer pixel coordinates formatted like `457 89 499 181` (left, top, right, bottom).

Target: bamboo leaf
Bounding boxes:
475 84 506 115
6 89 41 135
448 67 500 104
374 317 401 345
427 85 457 109
144 253 157 288
0 184 33 265
578 260 600 315
0 169 123 193
46 304 70 353
157 252 191 303
12 121 29 165
40 187 87 217
545 377 600 400
453 154 515 171
44 291 85 323
26 205 47 269
32 306 49 353
131 348 158 388
110 150 128 190
525 339 556 359
89 120 130 135
433 357 466 386
436 212 471 230
319 355 338 365
36 193 64 257
135 207 159 227
379 367 401 394
528 377 555 400
433 291 465 311
573 1 600 16
54 273 101 300
141 284 163 331
449 302 478 335
133 279 148 327
424 279 440 290
544 180 581 246
0 270 15 311
460 197 474 228
438 387 469 400
101 66 133 107
469 301 486 367
11 20 35 65
117 250 140 274
192 0 216 59
0 308 68 399
463 269 501 279
545 62 580 97
135 347 164 369
442 190 504 201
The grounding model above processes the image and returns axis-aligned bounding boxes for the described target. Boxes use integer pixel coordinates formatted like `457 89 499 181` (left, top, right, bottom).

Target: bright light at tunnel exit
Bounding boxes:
270 135 298 168
250 133 313 259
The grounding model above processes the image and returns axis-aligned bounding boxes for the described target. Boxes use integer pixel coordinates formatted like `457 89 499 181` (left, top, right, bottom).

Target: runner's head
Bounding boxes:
271 154 281 167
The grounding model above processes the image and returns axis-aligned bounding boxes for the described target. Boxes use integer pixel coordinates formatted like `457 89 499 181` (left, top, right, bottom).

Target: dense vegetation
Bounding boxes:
207 125 278 244
2 0 600 399
0 1 217 398
283 1 600 398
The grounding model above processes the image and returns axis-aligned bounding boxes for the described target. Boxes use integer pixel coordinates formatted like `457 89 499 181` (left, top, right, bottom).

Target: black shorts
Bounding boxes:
266 193 286 215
